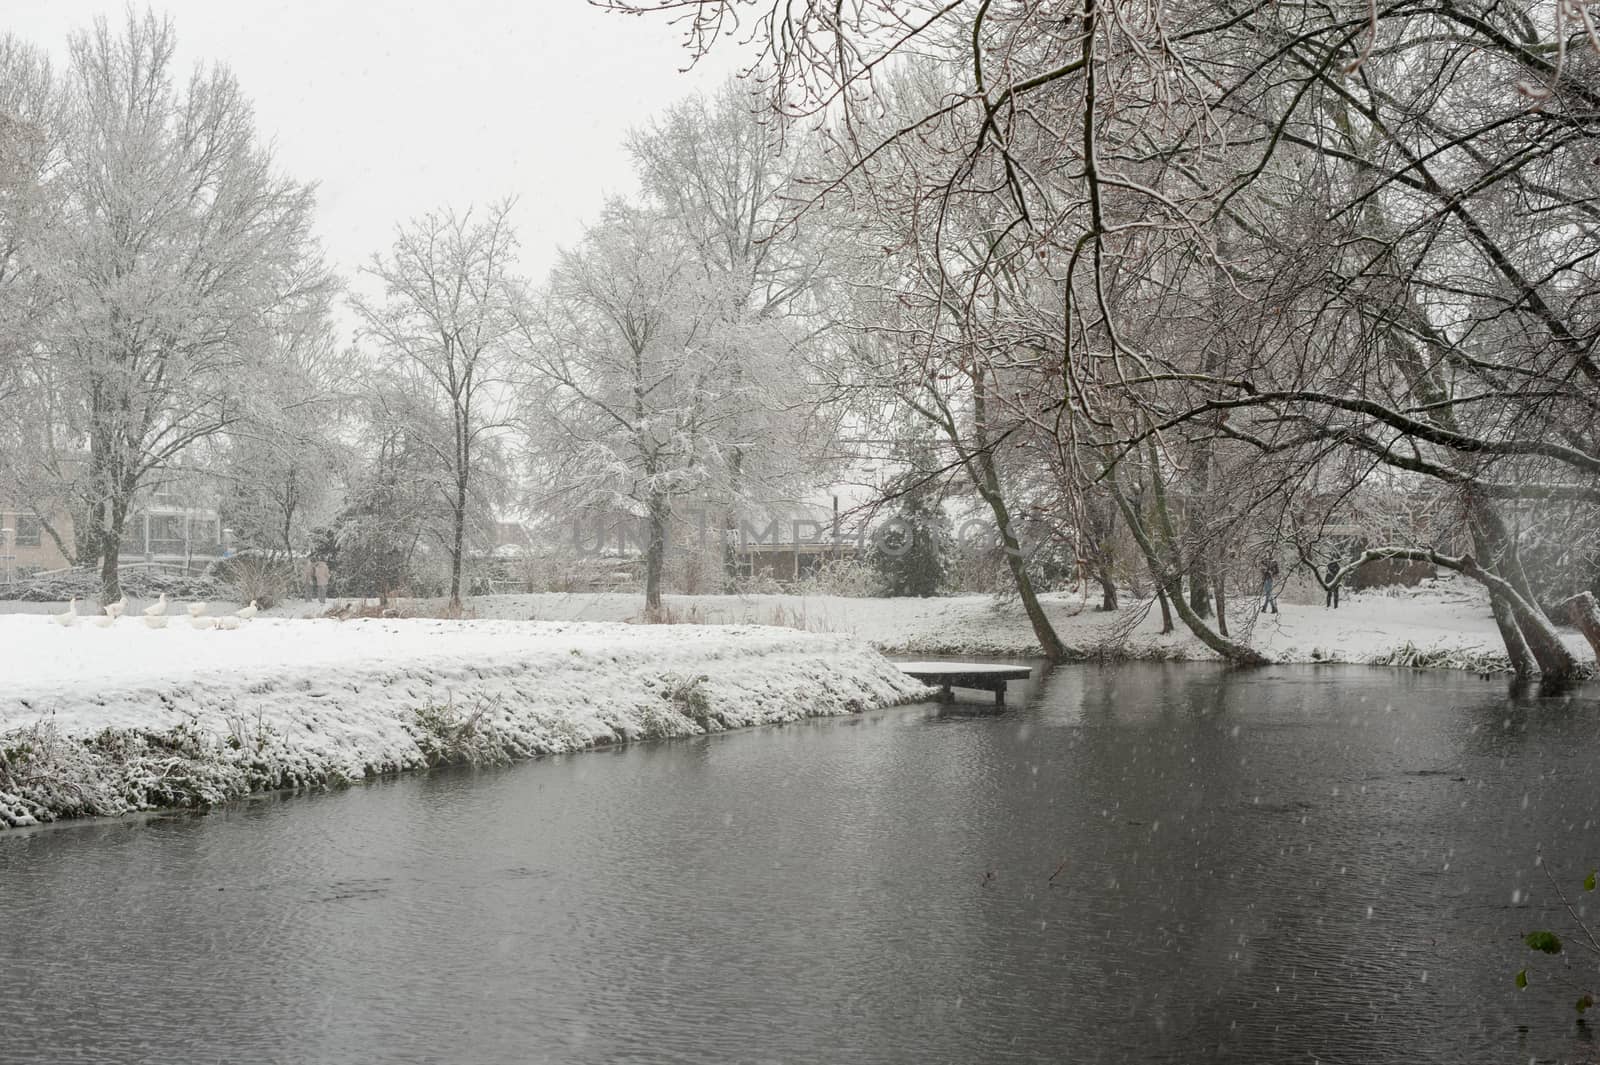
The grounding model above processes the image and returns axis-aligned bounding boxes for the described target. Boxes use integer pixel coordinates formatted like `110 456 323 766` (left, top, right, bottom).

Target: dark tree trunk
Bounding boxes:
88 384 132 607
645 489 669 616
448 474 467 611
1085 497 1118 610
1188 560 1212 618
1471 500 1576 679
1112 475 1270 665
1486 588 1536 677
1215 570 1229 638
1560 592 1600 665
970 367 1067 660
1096 565 1117 611
1155 582 1174 634
722 449 743 593
96 492 130 607
98 522 123 606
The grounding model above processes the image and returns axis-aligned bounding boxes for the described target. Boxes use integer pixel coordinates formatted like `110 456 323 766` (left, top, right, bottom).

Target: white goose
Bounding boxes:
189 615 218 630
186 601 208 619
93 613 117 628
235 599 259 621
52 598 79 627
216 616 241 631
105 595 127 619
142 614 169 629
142 593 169 618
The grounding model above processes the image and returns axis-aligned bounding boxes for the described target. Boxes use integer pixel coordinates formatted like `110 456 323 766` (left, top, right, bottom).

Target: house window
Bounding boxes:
13 515 41 547
148 514 186 555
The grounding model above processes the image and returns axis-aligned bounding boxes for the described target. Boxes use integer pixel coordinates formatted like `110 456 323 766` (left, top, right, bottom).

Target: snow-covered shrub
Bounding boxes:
0 567 231 603
732 572 785 596
0 723 126 826
218 556 293 609
794 558 877 597
663 672 714 729
407 698 511 767
0 716 265 826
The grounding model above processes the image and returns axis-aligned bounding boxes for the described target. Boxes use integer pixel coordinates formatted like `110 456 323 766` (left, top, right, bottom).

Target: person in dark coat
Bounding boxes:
1260 556 1281 614
1324 558 1342 609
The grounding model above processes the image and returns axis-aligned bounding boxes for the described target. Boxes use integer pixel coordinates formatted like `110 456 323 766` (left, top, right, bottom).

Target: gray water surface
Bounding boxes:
2 663 1598 1064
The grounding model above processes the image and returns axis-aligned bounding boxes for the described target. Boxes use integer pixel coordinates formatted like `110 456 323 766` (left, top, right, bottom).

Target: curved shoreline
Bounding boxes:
0 618 929 829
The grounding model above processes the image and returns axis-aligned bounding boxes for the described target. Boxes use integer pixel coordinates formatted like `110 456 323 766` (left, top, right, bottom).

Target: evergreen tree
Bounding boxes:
869 483 952 597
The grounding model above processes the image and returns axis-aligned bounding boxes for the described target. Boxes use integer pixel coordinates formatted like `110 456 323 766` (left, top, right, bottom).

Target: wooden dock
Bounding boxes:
897 662 1034 706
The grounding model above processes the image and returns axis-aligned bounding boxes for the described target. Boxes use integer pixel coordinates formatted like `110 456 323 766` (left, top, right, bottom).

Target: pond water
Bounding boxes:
2 663 1598 1064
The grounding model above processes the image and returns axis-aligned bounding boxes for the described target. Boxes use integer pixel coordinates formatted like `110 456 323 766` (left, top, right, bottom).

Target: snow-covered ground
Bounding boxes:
0 617 926 828
5 573 1586 665
370 576 1591 667
2 575 1590 827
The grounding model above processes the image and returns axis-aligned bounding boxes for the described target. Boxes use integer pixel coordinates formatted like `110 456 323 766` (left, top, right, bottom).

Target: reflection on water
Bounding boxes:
1 664 1596 1064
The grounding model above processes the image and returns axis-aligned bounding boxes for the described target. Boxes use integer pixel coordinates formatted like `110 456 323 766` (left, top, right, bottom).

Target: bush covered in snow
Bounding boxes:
0 567 231 604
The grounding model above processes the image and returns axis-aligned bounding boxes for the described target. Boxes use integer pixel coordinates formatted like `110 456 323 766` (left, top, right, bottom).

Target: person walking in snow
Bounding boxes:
1324 557 1342 609
1260 555 1281 614
300 557 315 600
313 559 329 604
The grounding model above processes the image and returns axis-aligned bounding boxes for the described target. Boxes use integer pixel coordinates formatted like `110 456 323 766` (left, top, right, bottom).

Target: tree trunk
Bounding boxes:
448 474 467 612
1085 497 1118 610
1359 544 1579 684
88 386 130 607
968 367 1068 660
1165 562 1268 663
96 495 128 607
98 524 122 606
1215 569 1229 638
1559 592 1600 665
722 449 743 593
1188 559 1212 618
1154 582 1174 634
1096 564 1117 611
1470 500 1577 680
1486 587 1536 677
1111 478 1270 666
644 489 669 617
972 472 1067 659
1461 506 1534 676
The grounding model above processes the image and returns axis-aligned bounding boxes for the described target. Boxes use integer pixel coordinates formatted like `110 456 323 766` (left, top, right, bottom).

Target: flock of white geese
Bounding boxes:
50 593 260 630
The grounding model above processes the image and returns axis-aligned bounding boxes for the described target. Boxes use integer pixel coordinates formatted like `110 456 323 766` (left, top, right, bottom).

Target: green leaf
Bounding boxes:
1577 994 1595 1016
1515 969 1528 990
1525 931 1564 954
1585 869 1596 892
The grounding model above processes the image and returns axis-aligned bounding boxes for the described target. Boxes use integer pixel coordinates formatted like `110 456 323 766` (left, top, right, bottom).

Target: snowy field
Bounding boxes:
4 573 1589 667
338 576 1591 668
0 617 926 828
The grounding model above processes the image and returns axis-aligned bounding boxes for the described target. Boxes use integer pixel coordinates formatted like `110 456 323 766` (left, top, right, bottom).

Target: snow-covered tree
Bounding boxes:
518 204 717 615
34 11 328 603
352 201 520 611
868 477 952 598
627 84 838 588
0 36 66 541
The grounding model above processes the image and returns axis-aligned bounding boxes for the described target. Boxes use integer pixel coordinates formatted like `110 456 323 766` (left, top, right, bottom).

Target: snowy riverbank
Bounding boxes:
0 618 928 828
415 577 1593 669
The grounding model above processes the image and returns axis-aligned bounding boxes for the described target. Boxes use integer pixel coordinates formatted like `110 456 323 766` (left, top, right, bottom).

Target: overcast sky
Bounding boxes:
7 1 745 298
